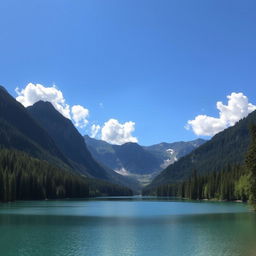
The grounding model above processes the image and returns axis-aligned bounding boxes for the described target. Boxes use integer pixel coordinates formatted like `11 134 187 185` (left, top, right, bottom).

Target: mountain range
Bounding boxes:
2 84 254 199
84 135 206 186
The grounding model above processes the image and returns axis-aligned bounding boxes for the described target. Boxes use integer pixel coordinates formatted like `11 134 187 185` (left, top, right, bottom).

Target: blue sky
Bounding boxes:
1 0 256 145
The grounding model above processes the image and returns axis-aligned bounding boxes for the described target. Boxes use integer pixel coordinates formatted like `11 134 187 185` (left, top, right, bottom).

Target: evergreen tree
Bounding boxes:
245 124 256 208
0 149 133 202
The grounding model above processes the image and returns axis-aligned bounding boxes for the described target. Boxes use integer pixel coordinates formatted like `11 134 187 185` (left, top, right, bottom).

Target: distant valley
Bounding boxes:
84 135 206 186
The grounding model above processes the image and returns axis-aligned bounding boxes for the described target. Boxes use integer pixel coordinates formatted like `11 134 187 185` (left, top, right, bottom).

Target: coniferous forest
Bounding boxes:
147 124 256 207
0 149 132 202
154 165 249 201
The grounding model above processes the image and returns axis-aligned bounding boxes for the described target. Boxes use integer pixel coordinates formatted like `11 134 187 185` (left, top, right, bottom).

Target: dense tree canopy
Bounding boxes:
245 125 256 208
0 149 132 202
151 165 249 201
144 124 256 206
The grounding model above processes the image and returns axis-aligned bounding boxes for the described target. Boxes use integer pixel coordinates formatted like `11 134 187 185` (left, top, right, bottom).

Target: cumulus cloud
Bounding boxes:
16 83 138 140
101 119 138 145
71 105 89 128
16 83 90 128
187 92 256 136
16 83 71 119
90 124 101 138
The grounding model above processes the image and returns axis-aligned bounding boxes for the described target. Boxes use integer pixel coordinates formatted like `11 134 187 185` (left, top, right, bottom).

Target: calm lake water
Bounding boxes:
0 197 255 256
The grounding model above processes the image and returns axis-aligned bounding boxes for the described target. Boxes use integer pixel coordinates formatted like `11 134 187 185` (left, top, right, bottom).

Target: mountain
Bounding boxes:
146 110 256 191
84 136 162 175
27 101 139 191
0 86 133 199
84 135 121 171
27 101 108 179
0 86 70 168
112 143 162 175
144 139 206 169
84 136 206 180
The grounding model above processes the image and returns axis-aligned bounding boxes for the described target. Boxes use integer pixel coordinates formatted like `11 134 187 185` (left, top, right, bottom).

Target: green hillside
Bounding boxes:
145 110 256 192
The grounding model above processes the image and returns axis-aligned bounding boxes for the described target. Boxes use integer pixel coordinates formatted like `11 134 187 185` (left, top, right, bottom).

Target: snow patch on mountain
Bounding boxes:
166 148 175 155
114 168 130 176
160 148 178 168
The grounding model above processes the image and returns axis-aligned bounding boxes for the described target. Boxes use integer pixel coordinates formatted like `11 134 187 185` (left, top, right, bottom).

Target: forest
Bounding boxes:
0 149 132 202
148 109 256 190
154 165 249 201
148 124 256 208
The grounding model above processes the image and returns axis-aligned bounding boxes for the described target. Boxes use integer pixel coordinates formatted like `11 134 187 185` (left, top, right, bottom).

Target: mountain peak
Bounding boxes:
31 101 57 112
0 86 69 167
28 102 120 181
121 142 140 147
28 101 69 124
33 100 54 107
0 85 8 93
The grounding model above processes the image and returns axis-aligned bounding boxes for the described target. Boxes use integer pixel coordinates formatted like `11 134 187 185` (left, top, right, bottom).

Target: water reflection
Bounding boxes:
0 199 255 256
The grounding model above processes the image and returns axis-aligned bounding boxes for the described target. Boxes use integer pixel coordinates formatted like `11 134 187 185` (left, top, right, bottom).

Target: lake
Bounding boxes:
0 197 255 256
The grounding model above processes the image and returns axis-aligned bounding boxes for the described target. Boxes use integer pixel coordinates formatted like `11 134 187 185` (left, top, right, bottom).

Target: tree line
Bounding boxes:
155 165 249 201
153 124 256 208
0 149 132 202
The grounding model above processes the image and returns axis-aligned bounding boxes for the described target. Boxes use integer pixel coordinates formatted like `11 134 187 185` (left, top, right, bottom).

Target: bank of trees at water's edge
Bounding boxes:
0 149 133 202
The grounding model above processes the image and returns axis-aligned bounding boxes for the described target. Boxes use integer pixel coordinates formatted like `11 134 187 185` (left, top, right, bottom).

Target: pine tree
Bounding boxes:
0 149 132 201
245 124 256 208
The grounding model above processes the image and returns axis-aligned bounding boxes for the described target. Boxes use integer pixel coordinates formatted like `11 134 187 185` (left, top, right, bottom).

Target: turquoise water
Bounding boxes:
0 197 255 256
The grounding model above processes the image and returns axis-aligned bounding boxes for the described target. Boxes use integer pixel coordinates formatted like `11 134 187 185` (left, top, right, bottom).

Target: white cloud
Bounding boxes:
16 83 139 139
16 83 71 119
90 124 101 138
16 83 90 129
71 105 89 128
187 92 256 136
101 118 138 145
